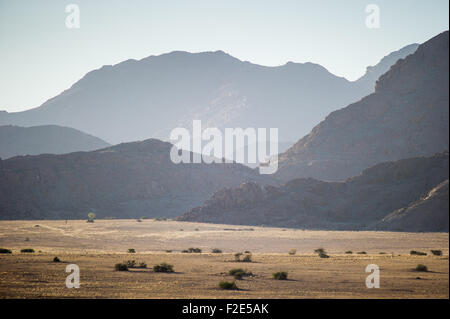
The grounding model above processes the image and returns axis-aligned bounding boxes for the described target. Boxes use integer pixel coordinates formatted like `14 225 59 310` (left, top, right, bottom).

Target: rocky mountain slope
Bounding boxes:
276 31 449 182
0 139 272 220
0 45 416 145
373 179 449 232
0 125 110 159
178 153 449 231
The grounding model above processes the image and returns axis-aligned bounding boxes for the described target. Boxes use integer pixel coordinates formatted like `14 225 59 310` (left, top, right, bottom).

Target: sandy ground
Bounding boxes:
0 219 448 298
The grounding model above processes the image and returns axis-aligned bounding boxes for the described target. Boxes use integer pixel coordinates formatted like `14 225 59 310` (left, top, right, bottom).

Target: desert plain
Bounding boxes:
0 219 448 298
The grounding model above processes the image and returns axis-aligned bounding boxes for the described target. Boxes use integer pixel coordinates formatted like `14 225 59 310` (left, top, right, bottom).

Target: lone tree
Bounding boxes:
87 212 96 223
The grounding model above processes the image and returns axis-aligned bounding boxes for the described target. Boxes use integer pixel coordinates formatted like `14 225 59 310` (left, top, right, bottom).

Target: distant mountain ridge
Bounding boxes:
178 152 449 231
276 31 448 182
0 138 272 220
0 44 418 145
0 125 110 159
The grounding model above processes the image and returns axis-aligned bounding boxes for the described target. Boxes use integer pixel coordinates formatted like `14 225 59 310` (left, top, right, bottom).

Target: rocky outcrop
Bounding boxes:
373 179 449 232
178 153 449 231
0 138 272 220
276 31 449 182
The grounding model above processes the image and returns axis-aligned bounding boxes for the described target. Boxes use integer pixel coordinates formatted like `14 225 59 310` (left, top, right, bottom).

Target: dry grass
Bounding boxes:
0 220 448 299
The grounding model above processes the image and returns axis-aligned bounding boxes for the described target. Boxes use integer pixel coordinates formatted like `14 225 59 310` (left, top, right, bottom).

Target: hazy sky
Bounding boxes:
0 0 448 112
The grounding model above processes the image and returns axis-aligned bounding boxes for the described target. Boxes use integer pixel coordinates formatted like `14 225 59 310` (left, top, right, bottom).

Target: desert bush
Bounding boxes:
273 272 288 280
242 254 252 262
415 264 428 272
345 251 353 254
234 252 243 261
115 263 128 271
410 250 427 256
357 251 367 255
244 251 251 254
138 262 147 268
219 281 238 290
53 256 60 262
87 212 96 223
34 225 40 227
314 248 326 254
137 219 142 222
128 248 136 253
0 248 12 254
288 249 297 255
228 268 252 280
431 250 443 256
319 252 330 258
153 263 174 273
211 248 222 253
181 249 189 253
379 252 387 254
166 250 172 253
126 260 136 268
20 248 35 253
25 237 30 241
188 247 202 253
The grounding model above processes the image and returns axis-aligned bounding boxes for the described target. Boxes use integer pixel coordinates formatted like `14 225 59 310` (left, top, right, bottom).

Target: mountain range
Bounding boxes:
0 44 418 146
178 152 449 231
0 139 271 220
276 31 448 182
0 125 110 160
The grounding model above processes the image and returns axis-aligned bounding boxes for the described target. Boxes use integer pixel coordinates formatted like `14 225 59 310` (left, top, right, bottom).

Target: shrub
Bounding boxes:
153 263 174 273
137 219 142 222
87 212 96 223
211 248 222 253
430 250 442 256
0 248 12 254
314 248 326 254
242 254 252 262
234 252 243 261
410 250 427 256
219 281 237 290
357 251 367 255
53 256 60 262
319 252 330 258
34 225 40 227
188 247 202 253
128 248 136 253
379 252 387 254
25 237 30 242
345 251 353 254
415 264 428 272
126 260 136 268
115 263 128 271
228 268 252 280
181 250 189 253
166 250 172 253
273 272 288 280
20 248 35 253
288 249 297 255
244 251 251 254
138 262 147 268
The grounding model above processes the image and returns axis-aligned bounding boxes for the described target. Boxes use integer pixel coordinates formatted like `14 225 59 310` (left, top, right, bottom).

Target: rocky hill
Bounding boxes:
276 31 449 182
0 125 110 159
178 153 449 231
0 139 272 220
373 179 449 232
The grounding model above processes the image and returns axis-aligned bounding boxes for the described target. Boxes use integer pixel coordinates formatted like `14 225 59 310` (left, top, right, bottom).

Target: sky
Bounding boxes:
0 0 448 112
